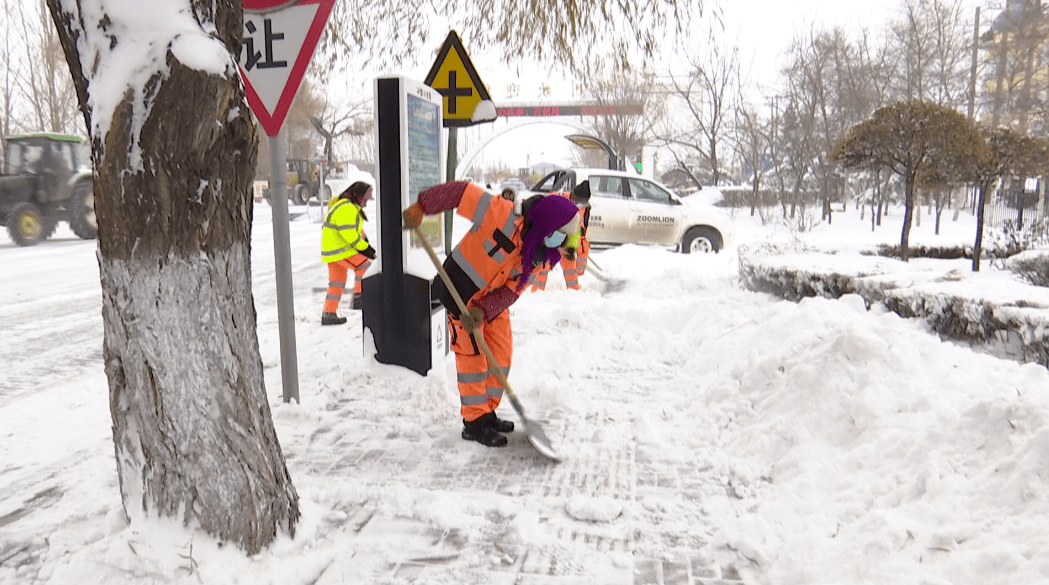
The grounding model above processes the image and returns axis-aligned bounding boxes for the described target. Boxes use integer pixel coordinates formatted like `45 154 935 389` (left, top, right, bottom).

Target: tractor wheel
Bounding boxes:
68 180 98 240
292 184 309 205
7 202 47 246
40 217 59 240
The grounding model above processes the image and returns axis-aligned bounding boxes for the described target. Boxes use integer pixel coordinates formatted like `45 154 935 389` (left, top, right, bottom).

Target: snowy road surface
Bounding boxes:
3 202 1049 585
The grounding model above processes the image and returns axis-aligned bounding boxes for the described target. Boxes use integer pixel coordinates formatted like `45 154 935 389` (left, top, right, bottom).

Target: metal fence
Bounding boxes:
981 185 1047 229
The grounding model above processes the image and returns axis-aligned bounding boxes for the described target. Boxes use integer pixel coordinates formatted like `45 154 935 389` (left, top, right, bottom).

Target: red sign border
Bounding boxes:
242 0 298 13
239 0 335 137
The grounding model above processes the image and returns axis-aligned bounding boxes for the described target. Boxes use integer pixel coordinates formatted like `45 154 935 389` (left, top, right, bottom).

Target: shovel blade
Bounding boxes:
588 267 627 294
523 418 561 462
506 394 561 462
599 277 627 294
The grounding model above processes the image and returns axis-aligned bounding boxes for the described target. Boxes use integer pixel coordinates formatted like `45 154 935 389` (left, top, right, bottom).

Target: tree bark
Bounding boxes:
973 183 989 272
901 175 916 261
47 0 299 554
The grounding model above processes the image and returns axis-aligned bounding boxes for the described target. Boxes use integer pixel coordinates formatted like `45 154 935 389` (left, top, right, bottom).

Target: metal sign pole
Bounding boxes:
444 126 457 254
319 157 326 203
269 128 300 403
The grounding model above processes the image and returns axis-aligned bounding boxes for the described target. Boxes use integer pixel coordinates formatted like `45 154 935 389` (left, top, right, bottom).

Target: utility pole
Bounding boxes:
968 7 980 120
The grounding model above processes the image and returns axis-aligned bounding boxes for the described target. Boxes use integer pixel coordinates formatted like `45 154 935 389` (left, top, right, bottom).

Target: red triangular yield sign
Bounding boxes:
238 0 335 137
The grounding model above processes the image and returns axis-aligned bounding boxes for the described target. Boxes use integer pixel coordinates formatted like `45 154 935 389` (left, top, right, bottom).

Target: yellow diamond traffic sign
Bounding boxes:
424 31 492 128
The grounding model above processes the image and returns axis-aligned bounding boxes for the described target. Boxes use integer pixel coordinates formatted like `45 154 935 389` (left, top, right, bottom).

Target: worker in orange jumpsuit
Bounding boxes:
402 182 581 447
530 181 592 291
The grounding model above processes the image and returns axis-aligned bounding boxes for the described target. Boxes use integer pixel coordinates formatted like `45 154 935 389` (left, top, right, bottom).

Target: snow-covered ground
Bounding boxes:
3 198 1049 585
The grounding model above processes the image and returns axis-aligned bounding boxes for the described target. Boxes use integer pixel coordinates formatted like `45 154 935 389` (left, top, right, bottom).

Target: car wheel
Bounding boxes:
7 202 46 246
681 226 721 254
68 180 98 240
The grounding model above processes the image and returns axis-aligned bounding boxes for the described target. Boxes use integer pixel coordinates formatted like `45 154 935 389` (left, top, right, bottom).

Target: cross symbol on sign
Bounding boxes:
439 71 473 115
424 30 492 127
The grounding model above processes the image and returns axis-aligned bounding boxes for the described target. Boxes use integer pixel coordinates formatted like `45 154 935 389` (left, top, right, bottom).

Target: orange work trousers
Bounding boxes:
448 308 512 421
323 255 370 313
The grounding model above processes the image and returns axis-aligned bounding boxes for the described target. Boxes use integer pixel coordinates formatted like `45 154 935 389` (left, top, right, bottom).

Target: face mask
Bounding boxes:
543 231 567 248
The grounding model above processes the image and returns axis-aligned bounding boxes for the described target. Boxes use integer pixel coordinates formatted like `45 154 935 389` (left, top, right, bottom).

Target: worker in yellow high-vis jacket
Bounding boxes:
320 181 376 325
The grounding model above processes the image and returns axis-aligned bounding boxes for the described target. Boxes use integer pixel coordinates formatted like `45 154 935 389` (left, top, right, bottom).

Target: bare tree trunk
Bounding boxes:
1039 176 1046 222
48 0 299 555
901 176 917 261
0 0 15 155
939 196 948 234
973 183 989 272
17 0 80 134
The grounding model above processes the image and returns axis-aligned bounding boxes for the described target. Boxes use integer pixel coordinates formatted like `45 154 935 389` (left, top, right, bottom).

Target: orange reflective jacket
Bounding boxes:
419 182 526 317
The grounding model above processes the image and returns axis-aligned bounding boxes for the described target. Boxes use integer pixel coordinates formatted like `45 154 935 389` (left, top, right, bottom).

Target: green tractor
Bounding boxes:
0 133 95 246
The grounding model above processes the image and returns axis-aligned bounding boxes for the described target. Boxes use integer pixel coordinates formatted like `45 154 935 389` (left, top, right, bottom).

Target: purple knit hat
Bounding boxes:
518 195 580 291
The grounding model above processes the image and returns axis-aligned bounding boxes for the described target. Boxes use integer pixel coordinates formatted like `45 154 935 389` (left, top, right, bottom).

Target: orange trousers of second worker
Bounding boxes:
530 247 588 292
448 308 512 422
323 254 370 313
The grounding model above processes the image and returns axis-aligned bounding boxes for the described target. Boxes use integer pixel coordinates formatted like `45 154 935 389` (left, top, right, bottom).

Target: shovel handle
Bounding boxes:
409 225 523 409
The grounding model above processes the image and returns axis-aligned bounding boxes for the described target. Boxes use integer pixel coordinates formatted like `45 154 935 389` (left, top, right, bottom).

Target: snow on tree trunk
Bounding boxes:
47 0 299 554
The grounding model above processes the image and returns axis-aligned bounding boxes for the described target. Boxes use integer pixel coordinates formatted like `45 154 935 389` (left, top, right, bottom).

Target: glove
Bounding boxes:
361 244 377 260
566 231 581 251
402 203 424 230
564 247 577 261
458 306 485 332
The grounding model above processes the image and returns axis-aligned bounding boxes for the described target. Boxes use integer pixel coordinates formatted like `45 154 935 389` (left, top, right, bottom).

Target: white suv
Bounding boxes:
530 168 734 253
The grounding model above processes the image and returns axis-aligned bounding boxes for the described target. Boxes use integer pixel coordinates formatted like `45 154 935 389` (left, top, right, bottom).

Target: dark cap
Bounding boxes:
571 180 591 207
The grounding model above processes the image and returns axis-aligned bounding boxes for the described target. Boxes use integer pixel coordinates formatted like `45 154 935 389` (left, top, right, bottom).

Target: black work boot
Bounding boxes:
351 295 363 311
461 413 508 447
491 412 515 433
321 312 347 325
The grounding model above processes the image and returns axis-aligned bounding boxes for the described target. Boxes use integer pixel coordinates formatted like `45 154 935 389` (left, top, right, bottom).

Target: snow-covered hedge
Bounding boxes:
739 243 1049 367
1007 250 1049 288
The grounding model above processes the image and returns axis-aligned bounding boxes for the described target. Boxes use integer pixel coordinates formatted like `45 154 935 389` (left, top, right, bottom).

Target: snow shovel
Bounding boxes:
584 257 627 293
410 226 562 462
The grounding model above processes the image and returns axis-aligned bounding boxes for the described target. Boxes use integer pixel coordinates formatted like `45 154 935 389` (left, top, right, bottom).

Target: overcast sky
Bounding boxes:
452 0 984 174
362 0 990 178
